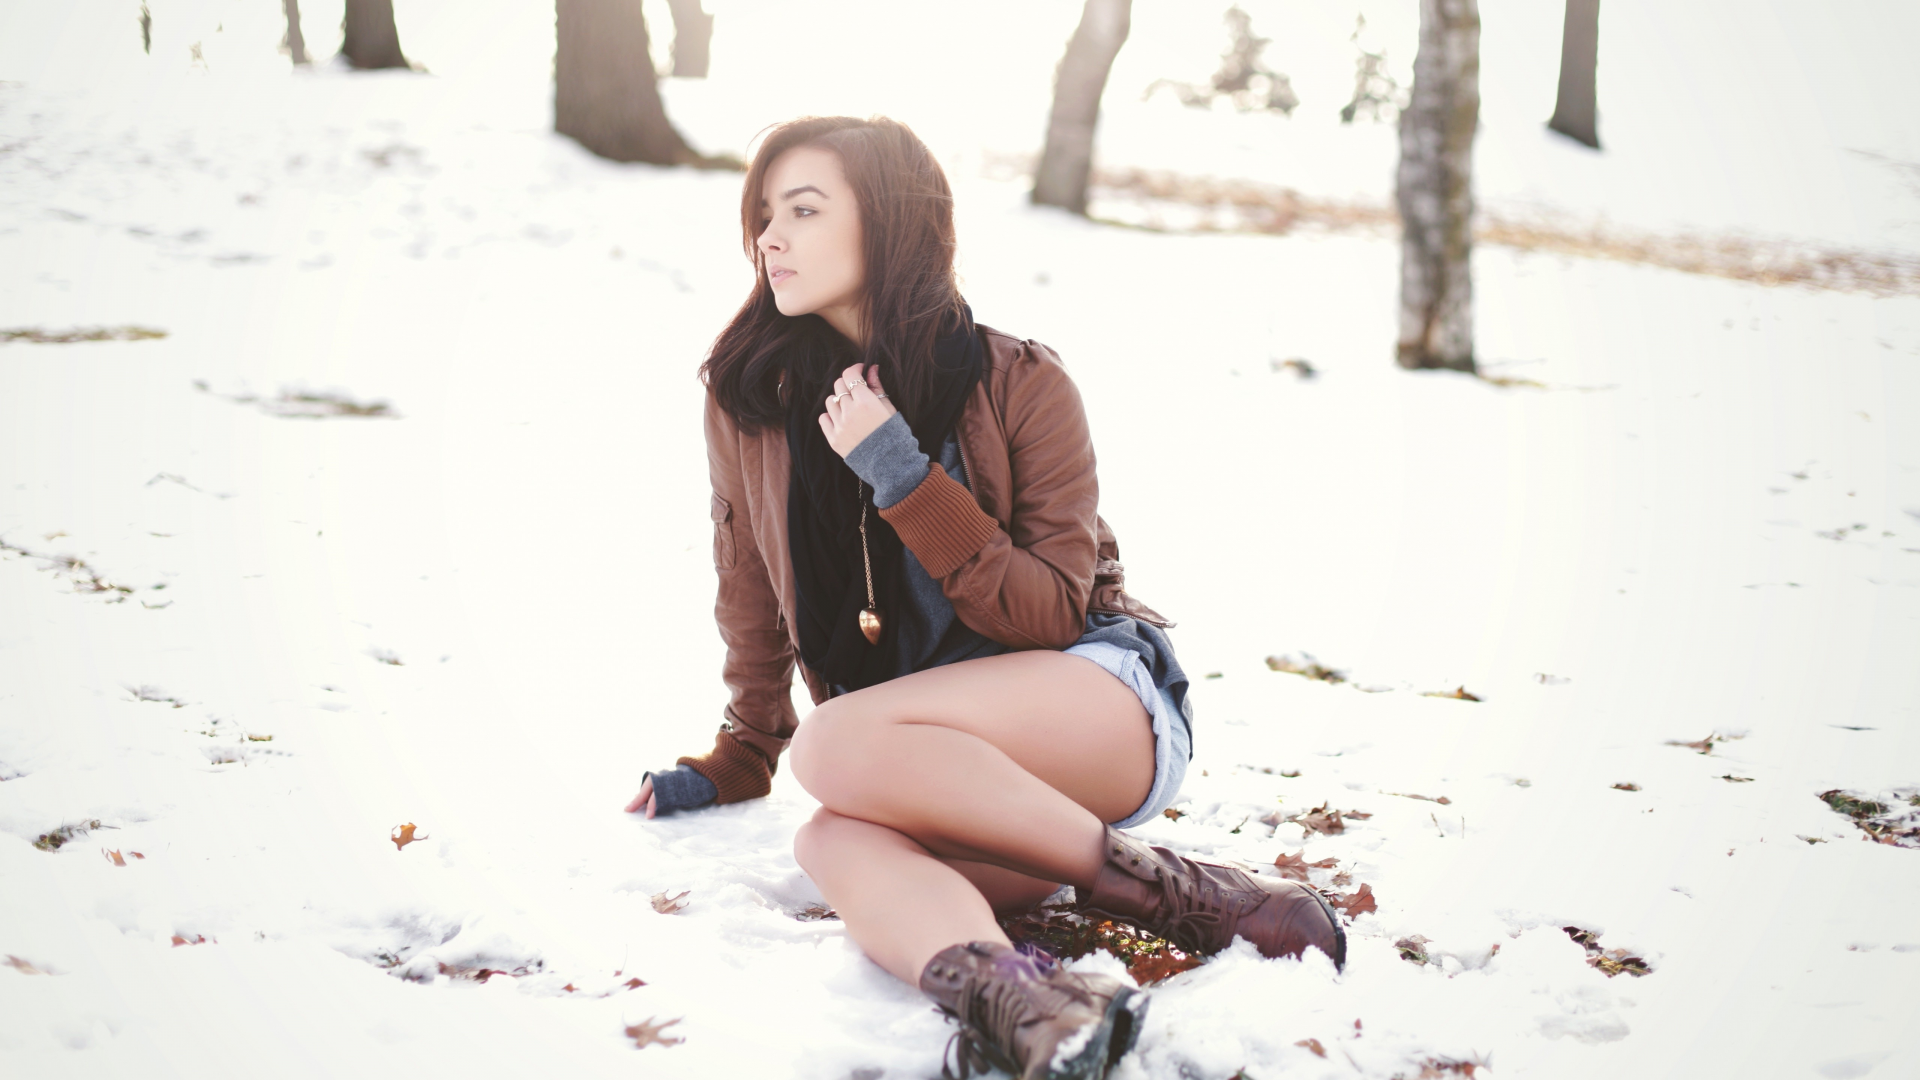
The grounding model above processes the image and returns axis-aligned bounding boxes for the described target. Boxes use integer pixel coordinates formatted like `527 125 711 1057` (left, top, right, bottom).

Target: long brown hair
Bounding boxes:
700 116 964 431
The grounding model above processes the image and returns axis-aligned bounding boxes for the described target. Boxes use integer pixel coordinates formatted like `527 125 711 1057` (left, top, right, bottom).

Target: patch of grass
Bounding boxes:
1 326 167 345
1819 788 1920 847
34 819 103 852
1074 164 1920 298
1264 653 1346 683
193 380 397 420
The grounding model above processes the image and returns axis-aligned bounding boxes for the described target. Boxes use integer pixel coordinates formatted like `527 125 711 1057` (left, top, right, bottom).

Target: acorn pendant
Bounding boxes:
859 607 884 645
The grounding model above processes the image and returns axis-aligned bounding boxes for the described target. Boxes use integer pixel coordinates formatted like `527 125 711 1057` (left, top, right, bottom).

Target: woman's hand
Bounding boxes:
623 777 658 819
819 362 897 458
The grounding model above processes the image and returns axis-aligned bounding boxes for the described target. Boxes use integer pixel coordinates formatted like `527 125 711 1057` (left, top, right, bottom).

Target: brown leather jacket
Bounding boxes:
679 325 1170 803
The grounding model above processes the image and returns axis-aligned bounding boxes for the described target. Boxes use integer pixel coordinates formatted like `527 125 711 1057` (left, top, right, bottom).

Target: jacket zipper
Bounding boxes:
955 436 975 493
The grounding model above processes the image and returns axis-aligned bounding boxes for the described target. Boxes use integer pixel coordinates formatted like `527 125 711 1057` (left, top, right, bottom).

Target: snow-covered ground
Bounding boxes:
3 2 1917 1078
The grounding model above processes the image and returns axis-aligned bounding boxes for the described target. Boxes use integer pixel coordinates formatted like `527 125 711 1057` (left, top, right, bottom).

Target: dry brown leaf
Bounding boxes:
1272 851 1339 882
1332 870 1353 887
1294 1037 1327 1058
623 1016 685 1049
4 954 52 975
390 823 428 850
170 934 210 947
1127 950 1204 985
1394 936 1432 965
624 976 645 989
651 890 691 915
1330 883 1377 918
1612 782 1641 792
1293 803 1346 835
130 851 145 859
102 848 127 866
1162 807 1186 821
1420 685 1481 701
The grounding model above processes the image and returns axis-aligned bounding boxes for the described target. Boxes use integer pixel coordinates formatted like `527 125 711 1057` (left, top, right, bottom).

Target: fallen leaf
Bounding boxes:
1332 870 1353 887
1612 782 1641 792
1563 926 1651 977
130 851 145 859
1273 851 1339 881
390 823 428 850
171 934 210 947
1394 936 1431 965
4 955 52 975
1294 1038 1327 1058
102 848 127 866
1420 685 1481 701
651 890 691 914
1386 791 1452 805
623 1016 685 1049
1717 774 1755 783
1162 807 1186 821
1292 803 1346 835
624 976 645 989
563 983 578 992
1127 950 1204 985
795 905 839 921
1330 883 1377 918
1666 734 1717 754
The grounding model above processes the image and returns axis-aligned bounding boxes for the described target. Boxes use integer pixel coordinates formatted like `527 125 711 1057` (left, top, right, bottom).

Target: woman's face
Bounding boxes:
757 145 865 340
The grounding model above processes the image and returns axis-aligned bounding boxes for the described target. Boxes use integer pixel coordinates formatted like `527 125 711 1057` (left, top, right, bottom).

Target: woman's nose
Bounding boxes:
757 226 784 254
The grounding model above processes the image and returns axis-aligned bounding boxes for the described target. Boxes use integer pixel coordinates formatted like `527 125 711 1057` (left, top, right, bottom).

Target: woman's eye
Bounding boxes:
793 206 816 218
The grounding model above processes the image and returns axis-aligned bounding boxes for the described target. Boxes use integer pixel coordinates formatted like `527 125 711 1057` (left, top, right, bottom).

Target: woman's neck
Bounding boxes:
818 301 866 350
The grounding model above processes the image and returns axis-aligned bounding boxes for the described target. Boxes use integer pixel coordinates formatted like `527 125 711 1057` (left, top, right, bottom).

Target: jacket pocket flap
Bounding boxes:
710 493 732 523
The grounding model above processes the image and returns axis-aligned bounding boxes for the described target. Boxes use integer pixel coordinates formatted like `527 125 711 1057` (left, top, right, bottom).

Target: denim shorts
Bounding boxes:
1062 639 1192 829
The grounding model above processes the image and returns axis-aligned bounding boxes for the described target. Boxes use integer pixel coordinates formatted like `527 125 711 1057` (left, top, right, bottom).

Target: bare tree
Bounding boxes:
1033 0 1131 215
341 0 408 70
1395 0 1479 372
556 0 698 165
665 0 713 78
1547 0 1600 149
283 0 309 66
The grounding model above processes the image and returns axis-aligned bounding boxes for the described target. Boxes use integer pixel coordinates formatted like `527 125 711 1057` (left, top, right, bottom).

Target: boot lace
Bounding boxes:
1152 864 1252 956
939 966 1101 1080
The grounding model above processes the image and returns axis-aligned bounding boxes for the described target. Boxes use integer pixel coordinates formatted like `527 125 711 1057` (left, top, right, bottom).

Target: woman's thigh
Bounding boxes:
788 649 1155 826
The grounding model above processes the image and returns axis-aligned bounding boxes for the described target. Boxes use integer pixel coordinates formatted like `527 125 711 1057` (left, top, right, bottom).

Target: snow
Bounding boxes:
3 1 1918 1078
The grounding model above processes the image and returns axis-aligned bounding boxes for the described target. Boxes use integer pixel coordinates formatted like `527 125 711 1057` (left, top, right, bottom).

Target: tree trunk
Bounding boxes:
1547 0 1600 149
341 0 408 70
665 0 713 78
1395 0 1479 373
283 0 309 66
1032 0 1131 215
554 0 696 165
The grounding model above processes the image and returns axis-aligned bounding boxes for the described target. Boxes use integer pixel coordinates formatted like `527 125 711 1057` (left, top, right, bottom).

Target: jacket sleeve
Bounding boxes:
680 391 800 804
877 346 1097 650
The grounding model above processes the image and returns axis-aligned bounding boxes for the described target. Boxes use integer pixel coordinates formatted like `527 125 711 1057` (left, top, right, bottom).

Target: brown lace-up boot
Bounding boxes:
1076 826 1346 969
918 941 1147 1080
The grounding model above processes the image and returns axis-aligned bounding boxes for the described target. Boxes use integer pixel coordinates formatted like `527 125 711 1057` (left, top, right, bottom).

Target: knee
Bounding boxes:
791 806 848 874
787 698 881 804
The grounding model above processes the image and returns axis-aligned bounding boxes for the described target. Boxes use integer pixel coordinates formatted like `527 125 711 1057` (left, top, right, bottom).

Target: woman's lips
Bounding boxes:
768 266 795 284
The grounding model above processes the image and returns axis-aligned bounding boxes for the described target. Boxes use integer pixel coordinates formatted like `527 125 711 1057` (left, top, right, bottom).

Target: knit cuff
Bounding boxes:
678 729 774 804
876 465 1001 578
844 413 930 509
642 765 719 814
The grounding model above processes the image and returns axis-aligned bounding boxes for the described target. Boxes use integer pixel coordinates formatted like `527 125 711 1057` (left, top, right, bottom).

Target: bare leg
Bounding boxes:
788 650 1154 984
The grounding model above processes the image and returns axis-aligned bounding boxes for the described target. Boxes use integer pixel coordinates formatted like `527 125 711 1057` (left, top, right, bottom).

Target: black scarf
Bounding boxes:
787 304 986 693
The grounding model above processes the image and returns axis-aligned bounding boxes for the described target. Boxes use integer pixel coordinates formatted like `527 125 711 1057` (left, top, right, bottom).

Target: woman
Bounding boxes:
624 116 1343 1080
